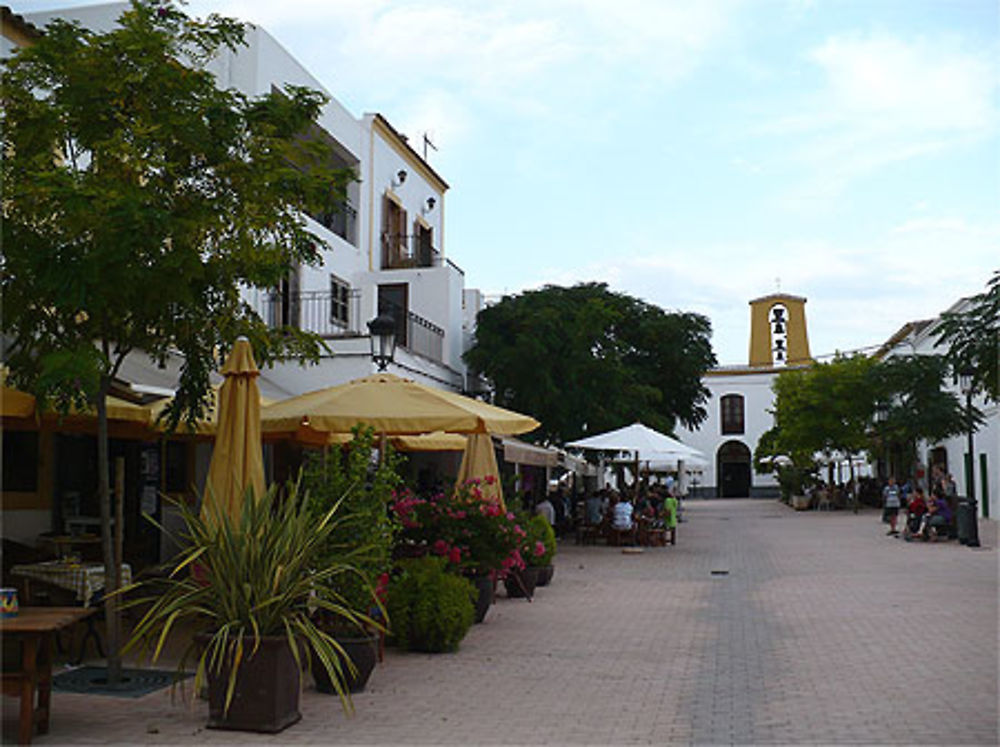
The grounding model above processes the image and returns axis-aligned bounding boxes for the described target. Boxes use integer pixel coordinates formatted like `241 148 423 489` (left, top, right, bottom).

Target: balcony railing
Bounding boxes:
313 201 358 245
378 300 445 363
381 232 442 270
253 288 362 337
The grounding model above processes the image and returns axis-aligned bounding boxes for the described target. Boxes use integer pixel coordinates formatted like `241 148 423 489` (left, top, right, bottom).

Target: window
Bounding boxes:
381 195 408 268
2 430 38 492
416 222 434 267
330 274 350 327
720 394 745 435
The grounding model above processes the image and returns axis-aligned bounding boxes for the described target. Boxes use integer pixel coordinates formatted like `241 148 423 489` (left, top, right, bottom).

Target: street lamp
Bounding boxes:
958 367 982 545
367 313 397 371
874 402 889 481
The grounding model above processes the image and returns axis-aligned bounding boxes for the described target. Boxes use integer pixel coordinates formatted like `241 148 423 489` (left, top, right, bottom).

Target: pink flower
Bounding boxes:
432 539 448 556
534 541 546 557
484 474 496 485
448 546 462 565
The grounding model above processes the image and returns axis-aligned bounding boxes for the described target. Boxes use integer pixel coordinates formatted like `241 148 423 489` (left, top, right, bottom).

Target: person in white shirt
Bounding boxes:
535 496 556 526
612 498 634 530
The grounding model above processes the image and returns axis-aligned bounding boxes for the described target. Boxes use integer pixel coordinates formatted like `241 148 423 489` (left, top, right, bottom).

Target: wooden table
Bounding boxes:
1 607 94 745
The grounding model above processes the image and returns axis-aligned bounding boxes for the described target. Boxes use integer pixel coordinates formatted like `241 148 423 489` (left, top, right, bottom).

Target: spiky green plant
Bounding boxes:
123 477 377 716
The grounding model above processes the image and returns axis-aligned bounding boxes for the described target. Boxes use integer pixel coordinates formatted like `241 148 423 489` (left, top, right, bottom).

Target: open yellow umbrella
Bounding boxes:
455 429 504 508
261 373 538 438
203 338 265 524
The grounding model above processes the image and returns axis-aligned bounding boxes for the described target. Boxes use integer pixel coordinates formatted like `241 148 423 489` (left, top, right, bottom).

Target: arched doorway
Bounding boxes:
717 440 752 497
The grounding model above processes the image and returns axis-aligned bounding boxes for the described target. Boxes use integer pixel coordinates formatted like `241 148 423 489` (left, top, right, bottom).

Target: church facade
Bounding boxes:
677 294 814 498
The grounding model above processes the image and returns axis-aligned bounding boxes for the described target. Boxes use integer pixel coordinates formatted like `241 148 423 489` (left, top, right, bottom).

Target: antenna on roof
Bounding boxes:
422 132 438 161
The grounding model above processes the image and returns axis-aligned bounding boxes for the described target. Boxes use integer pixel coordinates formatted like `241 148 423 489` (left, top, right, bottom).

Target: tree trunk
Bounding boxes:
96 377 122 684
848 453 858 513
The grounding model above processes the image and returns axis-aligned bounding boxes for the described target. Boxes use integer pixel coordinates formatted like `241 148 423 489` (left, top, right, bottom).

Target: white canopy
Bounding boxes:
566 422 708 468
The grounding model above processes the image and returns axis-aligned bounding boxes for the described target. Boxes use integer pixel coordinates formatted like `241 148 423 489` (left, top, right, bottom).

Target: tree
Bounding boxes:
757 355 974 492
935 270 999 401
755 355 877 508
464 283 715 444
1 1 352 682
869 355 976 479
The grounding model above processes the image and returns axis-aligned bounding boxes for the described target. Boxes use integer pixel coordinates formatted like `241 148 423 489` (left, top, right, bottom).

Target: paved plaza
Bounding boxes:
6 499 998 745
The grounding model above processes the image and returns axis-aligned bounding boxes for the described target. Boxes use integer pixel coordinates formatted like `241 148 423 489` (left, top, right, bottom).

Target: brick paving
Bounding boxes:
6 499 997 745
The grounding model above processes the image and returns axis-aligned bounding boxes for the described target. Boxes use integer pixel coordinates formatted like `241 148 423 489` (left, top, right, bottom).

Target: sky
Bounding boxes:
22 0 1000 365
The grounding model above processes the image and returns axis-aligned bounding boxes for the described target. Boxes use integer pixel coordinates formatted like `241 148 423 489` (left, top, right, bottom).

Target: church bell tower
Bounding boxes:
748 294 812 367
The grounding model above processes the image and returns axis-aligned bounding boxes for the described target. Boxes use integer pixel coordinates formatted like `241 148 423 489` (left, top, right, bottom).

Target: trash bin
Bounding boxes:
956 497 980 547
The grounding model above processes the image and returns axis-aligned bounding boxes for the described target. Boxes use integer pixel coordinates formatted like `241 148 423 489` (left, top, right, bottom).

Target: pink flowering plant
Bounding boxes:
391 476 526 577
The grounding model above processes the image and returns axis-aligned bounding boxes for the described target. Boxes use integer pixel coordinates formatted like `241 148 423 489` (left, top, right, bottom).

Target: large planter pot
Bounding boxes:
535 564 554 587
196 633 301 734
504 566 540 599
466 574 494 623
313 632 378 694
791 494 810 511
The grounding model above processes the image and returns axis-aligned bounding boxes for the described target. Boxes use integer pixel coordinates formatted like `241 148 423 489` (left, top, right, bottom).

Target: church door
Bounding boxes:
717 441 752 497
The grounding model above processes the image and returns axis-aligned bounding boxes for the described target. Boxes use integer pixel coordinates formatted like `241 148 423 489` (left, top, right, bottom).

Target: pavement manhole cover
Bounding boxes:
710 570 730 576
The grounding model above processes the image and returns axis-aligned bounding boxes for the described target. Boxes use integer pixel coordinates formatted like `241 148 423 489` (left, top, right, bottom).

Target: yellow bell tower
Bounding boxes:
748 294 812 367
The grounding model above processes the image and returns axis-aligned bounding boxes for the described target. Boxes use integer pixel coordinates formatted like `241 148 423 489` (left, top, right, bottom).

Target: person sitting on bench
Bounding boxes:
902 488 927 540
915 490 952 541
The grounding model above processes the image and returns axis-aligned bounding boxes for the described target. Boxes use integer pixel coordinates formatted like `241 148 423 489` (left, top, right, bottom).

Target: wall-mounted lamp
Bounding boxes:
422 196 436 215
391 169 407 189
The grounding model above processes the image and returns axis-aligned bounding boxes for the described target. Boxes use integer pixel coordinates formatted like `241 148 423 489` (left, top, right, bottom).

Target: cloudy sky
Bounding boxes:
24 0 999 364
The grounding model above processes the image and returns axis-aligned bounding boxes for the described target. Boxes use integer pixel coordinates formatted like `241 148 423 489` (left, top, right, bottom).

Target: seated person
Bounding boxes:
535 496 556 526
903 489 927 539
916 491 952 541
612 498 635 530
584 492 603 525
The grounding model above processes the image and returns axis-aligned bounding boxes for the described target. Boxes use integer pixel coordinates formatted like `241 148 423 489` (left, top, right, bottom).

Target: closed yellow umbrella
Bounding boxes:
261 373 538 437
203 338 265 524
455 429 504 508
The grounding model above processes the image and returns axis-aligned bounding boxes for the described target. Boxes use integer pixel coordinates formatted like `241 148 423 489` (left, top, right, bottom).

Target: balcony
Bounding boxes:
253 288 362 338
378 299 445 363
381 232 441 270
312 201 358 245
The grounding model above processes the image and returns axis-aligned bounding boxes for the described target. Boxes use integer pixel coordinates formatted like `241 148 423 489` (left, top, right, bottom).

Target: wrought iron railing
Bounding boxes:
378 299 445 363
253 288 362 337
380 232 442 270
313 201 358 245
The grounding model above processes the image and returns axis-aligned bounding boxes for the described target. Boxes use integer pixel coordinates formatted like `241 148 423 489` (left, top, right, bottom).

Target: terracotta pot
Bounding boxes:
504 566 540 599
466 574 494 623
196 633 301 733
535 564 554 587
313 633 378 694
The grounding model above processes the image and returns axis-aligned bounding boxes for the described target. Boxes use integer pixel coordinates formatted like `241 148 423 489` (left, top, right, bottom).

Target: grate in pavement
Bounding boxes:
53 666 189 698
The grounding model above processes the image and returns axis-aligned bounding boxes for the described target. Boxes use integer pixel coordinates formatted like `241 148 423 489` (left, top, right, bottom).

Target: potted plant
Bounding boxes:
301 427 400 693
391 478 524 623
124 479 373 733
504 511 549 599
386 556 475 653
531 515 557 586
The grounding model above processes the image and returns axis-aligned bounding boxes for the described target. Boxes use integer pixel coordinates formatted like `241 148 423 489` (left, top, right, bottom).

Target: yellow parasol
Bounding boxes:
203 338 265 524
455 428 504 508
261 373 538 438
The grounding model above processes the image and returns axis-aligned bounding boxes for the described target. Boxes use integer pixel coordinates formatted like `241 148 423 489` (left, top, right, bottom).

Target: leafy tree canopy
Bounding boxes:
756 354 975 481
935 270 999 402
464 283 716 444
1 0 353 427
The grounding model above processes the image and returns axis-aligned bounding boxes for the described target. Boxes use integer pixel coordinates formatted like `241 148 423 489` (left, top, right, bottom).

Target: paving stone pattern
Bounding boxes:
8 500 997 745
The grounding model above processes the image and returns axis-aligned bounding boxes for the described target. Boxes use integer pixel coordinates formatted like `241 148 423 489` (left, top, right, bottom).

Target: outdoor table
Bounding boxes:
1 607 94 744
11 560 132 608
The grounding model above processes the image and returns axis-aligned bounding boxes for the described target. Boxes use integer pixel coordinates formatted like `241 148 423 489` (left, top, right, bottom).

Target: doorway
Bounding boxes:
717 440 752 497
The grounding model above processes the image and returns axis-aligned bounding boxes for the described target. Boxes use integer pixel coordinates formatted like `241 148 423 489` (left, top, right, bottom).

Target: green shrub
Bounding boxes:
387 557 475 653
526 514 556 566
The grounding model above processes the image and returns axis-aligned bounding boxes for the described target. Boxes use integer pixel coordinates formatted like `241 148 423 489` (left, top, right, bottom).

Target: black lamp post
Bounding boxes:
874 403 889 481
367 313 397 371
958 367 982 545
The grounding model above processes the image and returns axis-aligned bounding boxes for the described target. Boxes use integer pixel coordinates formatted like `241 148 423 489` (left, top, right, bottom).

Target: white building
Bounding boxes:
23 3 477 396
877 301 998 520
677 293 814 498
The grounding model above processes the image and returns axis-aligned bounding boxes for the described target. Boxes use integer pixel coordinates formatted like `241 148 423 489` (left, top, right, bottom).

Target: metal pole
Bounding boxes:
965 390 980 547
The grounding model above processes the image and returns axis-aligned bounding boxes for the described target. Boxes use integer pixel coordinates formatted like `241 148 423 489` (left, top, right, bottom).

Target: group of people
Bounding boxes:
881 469 957 542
